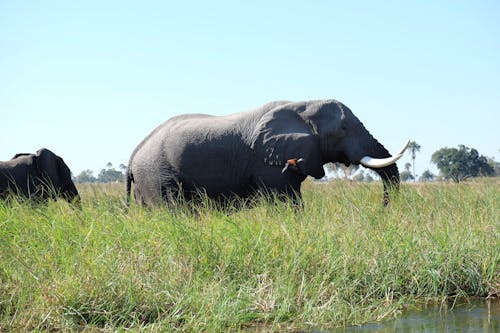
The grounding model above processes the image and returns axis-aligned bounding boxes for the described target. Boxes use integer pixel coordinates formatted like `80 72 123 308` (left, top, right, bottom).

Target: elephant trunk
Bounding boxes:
357 133 402 205
61 180 80 204
373 163 400 206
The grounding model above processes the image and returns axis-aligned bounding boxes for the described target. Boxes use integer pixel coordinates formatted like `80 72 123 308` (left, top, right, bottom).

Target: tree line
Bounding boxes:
73 163 127 183
326 142 499 183
74 143 499 184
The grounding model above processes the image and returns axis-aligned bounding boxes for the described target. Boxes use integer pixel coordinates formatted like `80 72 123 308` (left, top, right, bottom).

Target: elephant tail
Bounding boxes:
126 168 133 206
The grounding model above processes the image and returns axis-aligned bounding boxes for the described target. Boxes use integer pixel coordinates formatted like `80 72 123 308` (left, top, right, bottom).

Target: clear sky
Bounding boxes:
1 1 499 178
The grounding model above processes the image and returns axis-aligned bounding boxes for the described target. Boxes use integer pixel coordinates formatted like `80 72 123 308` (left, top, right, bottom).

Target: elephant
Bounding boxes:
126 99 408 207
0 148 80 203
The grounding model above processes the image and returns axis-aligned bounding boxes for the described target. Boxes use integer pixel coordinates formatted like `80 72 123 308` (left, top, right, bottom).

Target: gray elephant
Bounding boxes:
0 148 80 203
127 100 408 206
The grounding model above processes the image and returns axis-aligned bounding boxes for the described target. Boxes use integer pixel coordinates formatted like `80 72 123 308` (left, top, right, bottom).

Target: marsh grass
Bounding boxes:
1 179 498 331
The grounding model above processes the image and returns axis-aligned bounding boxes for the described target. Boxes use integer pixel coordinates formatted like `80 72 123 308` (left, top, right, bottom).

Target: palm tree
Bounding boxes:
407 141 421 180
400 162 414 182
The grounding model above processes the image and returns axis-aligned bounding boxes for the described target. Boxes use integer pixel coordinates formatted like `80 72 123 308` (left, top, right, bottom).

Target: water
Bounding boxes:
325 300 500 333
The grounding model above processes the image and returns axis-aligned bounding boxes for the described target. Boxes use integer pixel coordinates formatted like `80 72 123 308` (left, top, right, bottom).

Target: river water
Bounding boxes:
325 300 499 333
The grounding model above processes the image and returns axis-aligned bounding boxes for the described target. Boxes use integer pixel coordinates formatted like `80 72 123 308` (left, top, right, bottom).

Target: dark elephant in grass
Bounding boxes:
0 148 79 203
127 100 408 207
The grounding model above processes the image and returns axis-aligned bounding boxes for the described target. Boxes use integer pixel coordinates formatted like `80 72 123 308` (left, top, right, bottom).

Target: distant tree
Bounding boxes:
75 170 97 183
96 162 126 183
352 170 365 182
341 164 359 180
365 172 375 183
323 163 359 180
431 145 494 182
404 162 412 172
365 169 380 182
365 173 374 182
400 170 414 182
119 163 127 172
419 170 435 182
324 163 338 179
407 141 421 180
98 168 124 183
486 157 500 176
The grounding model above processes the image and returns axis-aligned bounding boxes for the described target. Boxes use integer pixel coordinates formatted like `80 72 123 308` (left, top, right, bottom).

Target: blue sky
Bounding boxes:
1 1 499 178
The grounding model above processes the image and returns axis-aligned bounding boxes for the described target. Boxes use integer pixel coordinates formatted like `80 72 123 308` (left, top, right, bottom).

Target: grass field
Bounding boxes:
1 179 499 332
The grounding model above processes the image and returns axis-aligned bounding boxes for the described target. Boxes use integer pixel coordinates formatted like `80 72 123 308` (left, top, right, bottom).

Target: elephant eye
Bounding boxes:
341 124 347 131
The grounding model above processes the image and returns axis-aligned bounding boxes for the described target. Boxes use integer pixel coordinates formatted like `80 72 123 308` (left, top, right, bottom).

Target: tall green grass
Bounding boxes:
1 180 498 331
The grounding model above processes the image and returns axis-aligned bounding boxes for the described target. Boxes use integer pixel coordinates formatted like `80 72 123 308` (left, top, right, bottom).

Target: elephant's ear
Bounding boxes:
250 106 325 179
35 149 63 190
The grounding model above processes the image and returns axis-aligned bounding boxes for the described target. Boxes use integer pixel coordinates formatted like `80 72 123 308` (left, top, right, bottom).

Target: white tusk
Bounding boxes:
395 139 411 156
360 154 403 168
360 140 410 169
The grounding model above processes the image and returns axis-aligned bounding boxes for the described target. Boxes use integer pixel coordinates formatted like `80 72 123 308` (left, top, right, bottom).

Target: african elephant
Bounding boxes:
127 100 408 206
0 148 79 203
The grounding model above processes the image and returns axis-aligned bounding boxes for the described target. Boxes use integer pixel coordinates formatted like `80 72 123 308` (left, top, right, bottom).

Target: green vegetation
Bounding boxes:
431 145 495 182
74 163 127 183
419 170 435 182
1 180 499 332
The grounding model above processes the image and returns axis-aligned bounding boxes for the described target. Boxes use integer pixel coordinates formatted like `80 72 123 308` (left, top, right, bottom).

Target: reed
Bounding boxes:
1 179 498 331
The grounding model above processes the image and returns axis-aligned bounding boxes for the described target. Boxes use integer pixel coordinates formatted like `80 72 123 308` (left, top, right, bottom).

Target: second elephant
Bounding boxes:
0 148 80 203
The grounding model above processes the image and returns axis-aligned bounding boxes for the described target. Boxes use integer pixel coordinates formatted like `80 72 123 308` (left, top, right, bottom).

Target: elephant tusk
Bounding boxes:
395 139 411 156
360 154 403 168
360 140 410 168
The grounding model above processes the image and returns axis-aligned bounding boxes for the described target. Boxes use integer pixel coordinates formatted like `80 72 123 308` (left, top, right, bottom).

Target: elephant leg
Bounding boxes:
133 187 146 205
131 163 180 205
160 179 184 205
250 168 304 207
133 174 164 205
276 183 303 208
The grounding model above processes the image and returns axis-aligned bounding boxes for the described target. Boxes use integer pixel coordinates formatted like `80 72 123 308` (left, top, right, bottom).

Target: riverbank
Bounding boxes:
327 298 500 332
1 179 498 331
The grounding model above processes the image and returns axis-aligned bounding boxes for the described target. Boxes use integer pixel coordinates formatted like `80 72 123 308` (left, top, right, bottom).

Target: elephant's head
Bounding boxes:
35 148 80 203
251 100 408 204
